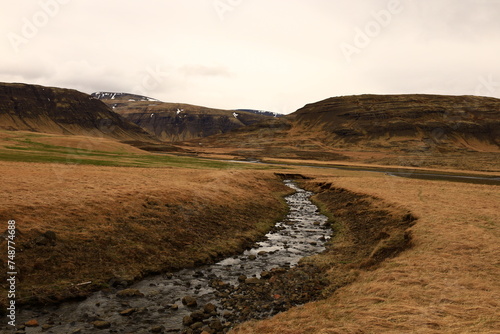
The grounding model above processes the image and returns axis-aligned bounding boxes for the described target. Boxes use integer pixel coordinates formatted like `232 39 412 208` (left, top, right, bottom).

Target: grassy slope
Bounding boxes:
232 168 500 333
0 130 274 169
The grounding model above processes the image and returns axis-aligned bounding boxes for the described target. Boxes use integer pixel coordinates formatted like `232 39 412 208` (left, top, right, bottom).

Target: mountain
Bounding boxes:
236 109 283 118
183 94 500 171
93 92 278 142
0 83 156 142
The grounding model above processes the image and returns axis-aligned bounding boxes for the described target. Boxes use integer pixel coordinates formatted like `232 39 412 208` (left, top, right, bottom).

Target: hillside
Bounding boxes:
293 94 500 152
0 83 156 142
93 92 278 142
183 94 500 171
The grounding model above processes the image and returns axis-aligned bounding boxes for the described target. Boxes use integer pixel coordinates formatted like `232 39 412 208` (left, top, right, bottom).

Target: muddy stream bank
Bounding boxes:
14 180 332 334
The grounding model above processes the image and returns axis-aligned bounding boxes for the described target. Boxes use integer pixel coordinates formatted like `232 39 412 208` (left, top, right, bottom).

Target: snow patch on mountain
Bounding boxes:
236 109 283 117
91 92 161 102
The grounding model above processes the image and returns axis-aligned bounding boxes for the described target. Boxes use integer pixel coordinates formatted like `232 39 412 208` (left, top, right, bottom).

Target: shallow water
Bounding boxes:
15 180 331 333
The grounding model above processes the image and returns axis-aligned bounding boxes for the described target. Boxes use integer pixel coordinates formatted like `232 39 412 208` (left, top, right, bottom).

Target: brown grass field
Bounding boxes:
0 132 498 333
232 168 500 334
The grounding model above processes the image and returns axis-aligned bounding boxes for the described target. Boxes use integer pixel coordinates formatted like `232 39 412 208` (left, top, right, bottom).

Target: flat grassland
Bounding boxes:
233 168 500 333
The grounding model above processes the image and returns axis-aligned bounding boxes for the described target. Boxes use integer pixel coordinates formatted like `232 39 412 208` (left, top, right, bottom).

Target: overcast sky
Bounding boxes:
2 0 499 114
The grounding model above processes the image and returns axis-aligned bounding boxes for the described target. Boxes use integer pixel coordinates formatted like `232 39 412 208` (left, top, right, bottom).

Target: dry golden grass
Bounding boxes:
232 170 500 333
0 130 144 158
0 161 290 307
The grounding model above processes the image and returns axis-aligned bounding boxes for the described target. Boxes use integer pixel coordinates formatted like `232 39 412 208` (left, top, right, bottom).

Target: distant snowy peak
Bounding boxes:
91 92 161 102
236 109 283 118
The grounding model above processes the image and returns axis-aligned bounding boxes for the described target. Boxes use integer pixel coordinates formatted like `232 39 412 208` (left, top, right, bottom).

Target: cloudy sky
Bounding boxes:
1 0 499 114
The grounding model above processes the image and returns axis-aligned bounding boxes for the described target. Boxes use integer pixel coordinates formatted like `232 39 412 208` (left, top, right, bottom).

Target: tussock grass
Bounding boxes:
233 171 500 333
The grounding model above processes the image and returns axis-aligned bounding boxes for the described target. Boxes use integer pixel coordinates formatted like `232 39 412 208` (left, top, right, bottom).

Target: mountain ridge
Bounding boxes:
91 92 160 102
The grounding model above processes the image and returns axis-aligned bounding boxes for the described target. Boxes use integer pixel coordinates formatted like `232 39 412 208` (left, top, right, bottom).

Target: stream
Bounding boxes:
15 180 331 334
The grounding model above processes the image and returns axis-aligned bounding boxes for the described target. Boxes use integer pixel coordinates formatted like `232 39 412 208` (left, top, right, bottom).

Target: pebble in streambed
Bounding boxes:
13 180 331 334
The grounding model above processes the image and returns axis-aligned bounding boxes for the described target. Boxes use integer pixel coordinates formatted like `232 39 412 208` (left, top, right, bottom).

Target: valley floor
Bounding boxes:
0 158 498 334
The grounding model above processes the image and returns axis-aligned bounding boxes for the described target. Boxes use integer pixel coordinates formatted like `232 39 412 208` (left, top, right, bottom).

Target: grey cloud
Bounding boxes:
1 0 499 113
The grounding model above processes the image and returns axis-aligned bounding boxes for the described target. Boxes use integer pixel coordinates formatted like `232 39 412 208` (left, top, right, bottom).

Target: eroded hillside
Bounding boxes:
0 83 155 142
294 94 500 152
93 92 276 142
